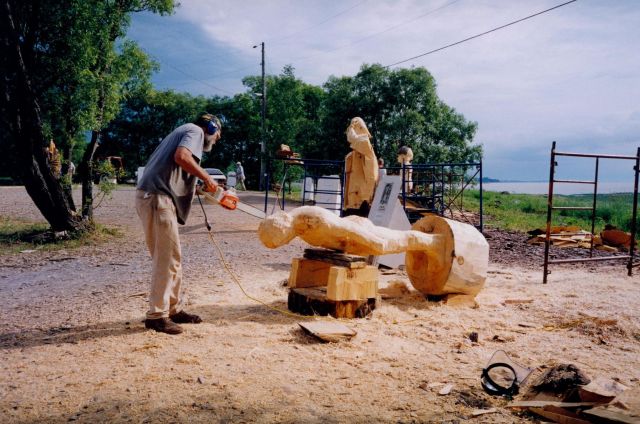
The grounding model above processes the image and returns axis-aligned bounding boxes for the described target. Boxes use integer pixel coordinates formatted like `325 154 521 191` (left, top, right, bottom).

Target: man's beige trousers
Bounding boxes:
135 190 183 319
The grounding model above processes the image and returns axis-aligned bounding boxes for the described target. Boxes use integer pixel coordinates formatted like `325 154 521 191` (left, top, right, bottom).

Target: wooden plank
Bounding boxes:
471 408 497 417
288 288 376 319
583 407 640 424
326 265 378 301
288 258 333 288
529 407 591 424
303 248 366 268
507 401 599 409
298 321 356 342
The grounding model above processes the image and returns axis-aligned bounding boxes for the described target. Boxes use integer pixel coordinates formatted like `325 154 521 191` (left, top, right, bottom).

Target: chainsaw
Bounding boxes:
198 186 266 219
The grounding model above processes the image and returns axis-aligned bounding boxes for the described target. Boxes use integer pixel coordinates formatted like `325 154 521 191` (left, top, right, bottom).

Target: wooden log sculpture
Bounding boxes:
344 117 378 214
258 206 489 298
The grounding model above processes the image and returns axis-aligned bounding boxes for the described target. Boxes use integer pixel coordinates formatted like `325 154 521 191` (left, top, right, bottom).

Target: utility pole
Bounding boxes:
253 42 267 191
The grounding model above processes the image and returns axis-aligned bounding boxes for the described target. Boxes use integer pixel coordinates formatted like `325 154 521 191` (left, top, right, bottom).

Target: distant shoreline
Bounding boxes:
483 181 634 195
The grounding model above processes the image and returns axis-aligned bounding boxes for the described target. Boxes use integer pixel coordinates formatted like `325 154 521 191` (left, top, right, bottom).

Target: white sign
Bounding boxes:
368 175 411 268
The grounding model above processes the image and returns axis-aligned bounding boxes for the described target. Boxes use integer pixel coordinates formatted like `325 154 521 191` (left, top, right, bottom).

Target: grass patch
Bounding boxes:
462 190 639 233
0 217 122 254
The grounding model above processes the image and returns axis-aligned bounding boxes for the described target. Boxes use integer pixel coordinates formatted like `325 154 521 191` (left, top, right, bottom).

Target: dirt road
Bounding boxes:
1 186 638 423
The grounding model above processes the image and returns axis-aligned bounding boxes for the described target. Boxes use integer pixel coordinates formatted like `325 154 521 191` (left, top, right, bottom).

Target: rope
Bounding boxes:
204 228 312 320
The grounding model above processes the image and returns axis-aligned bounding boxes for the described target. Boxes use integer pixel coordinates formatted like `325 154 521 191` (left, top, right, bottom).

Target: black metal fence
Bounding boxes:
264 157 483 230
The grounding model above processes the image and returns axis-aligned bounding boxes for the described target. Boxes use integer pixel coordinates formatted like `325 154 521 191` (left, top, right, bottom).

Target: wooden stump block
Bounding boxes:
288 287 377 318
289 258 378 301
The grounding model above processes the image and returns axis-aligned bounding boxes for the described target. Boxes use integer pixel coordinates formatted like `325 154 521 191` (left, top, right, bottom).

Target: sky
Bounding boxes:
126 0 640 182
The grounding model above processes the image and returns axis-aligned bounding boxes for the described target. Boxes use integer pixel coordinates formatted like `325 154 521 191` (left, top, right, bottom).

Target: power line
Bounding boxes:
384 0 578 68
339 0 461 50
266 0 369 44
267 0 461 73
160 61 236 95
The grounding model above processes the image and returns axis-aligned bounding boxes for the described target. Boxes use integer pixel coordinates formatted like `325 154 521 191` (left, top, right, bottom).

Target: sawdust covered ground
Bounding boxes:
0 186 639 423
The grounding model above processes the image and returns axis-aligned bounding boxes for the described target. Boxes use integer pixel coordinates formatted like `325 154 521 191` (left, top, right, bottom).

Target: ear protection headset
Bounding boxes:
205 119 219 136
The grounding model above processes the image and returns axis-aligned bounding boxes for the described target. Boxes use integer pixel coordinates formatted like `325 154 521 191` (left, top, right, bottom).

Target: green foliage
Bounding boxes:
321 64 482 166
105 63 481 191
467 190 640 233
1 0 174 178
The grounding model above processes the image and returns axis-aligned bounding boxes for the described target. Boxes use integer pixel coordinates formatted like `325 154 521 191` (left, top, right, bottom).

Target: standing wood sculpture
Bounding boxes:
397 145 414 193
344 117 378 215
259 206 489 301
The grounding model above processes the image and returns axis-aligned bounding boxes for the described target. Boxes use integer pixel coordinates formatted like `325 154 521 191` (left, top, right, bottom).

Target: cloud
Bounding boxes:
128 0 640 180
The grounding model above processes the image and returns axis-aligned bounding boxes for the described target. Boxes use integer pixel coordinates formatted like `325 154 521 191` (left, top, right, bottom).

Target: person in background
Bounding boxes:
135 112 222 335
235 161 246 190
378 157 386 180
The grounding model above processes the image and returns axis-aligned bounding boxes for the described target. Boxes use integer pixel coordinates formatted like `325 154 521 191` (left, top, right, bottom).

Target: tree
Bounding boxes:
101 90 209 173
78 1 173 220
0 0 174 232
321 64 481 167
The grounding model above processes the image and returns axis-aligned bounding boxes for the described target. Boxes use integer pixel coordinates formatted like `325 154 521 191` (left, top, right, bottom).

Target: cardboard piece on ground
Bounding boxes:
582 386 640 424
298 321 356 343
579 377 628 403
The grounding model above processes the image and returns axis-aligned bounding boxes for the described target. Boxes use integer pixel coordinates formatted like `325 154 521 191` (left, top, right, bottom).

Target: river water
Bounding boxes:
483 181 636 195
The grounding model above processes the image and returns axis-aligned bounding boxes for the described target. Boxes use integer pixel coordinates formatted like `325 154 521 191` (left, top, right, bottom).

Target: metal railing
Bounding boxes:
385 160 483 230
264 157 345 214
264 157 484 231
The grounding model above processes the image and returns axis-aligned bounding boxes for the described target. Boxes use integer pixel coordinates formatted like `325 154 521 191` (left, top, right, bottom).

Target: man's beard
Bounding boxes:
203 134 216 152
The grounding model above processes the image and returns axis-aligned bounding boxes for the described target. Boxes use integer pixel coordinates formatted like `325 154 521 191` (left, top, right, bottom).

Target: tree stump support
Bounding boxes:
287 249 379 318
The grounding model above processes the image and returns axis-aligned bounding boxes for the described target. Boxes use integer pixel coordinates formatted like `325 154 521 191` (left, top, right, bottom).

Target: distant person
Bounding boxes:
378 158 386 180
136 112 223 335
235 161 246 190
67 161 76 178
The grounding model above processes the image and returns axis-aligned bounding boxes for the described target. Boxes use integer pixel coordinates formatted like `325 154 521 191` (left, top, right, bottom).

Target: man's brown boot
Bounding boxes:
145 317 183 334
170 310 202 324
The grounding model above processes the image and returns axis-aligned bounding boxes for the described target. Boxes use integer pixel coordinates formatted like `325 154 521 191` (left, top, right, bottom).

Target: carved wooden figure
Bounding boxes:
344 117 378 213
397 145 413 193
259 206 489 299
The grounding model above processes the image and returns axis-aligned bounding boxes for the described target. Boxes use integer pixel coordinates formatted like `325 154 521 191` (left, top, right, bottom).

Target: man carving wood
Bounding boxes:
344 117 378 216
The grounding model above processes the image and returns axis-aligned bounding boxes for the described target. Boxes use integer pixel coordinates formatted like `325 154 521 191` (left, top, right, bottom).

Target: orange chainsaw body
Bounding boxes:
219 190 239 210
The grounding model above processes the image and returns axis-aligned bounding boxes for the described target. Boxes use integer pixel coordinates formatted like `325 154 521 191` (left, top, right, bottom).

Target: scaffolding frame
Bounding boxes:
542 141 640 284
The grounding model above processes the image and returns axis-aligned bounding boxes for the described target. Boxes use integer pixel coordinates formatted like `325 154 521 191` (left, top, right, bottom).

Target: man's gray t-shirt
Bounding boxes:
137 123 204 224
